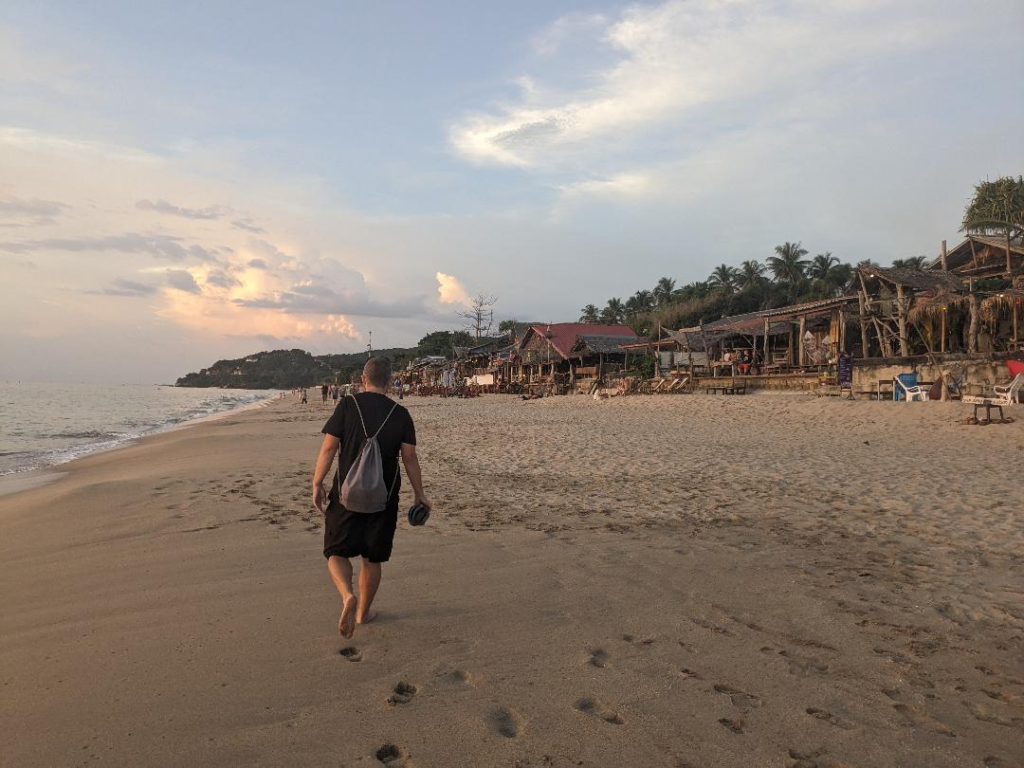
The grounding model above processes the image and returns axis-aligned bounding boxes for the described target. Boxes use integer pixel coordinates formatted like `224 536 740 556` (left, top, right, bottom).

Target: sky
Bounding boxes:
2 0 1022 384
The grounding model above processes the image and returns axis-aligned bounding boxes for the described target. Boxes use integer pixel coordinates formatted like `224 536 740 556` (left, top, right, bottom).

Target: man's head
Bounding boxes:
362 357 392 390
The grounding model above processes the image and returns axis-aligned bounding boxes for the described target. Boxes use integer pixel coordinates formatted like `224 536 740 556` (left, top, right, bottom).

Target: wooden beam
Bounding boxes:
941 239 948 272
895 284 909 357
798 315 806 366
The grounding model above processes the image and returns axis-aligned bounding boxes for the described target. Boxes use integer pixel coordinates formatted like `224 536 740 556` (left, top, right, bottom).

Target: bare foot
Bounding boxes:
339 595 358 638
356 610 378 626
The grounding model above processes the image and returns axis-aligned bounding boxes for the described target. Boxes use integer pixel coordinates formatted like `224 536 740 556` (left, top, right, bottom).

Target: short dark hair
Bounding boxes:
363 357 392 388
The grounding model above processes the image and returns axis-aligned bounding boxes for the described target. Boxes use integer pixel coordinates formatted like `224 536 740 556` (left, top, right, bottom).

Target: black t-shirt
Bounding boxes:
322 392 416 511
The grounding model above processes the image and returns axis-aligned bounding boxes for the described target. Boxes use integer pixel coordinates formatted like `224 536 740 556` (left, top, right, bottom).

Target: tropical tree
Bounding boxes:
708 264 739 293
624 289 654 317
962 175 1024 274
891 255 928 270
578 304 600 323
808 252 838 280
768 241 809 301
673 281 711 302
653 277 676 307
738 260 766 289
599 298 625 324
768 241 810 283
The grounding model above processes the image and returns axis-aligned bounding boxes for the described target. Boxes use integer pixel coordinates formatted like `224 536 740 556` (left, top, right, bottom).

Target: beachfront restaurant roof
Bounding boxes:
858 265 964 293
928 235 1024 278
568 334 636 357
518 323 640 361
670 295 859 348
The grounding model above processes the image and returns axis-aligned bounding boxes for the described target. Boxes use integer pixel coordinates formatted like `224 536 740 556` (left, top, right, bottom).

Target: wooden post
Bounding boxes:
967 292 980 354
1007 232 1013 276
763 317 770 369
941 239 947 272
895 284 909 357
798 315 806 366
940 308 946 354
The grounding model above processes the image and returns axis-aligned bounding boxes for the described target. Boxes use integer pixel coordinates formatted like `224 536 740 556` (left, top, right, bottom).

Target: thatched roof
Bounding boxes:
860 265 963 292
980 290 1024 324
570 334 634 356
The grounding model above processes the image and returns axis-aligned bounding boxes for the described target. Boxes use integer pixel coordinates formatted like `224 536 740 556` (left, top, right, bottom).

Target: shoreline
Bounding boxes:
0 389 281 498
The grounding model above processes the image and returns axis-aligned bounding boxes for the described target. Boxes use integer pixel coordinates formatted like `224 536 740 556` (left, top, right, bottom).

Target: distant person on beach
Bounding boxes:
321 383 329 404
312 357 429 639
301 388 308 405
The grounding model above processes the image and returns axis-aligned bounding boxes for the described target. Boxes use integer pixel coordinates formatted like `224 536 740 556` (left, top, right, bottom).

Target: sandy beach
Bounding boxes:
1 394 1022 768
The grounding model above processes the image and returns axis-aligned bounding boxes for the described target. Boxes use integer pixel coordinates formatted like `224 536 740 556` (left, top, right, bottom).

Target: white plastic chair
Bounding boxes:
963 373 1024 422
893 377 928 402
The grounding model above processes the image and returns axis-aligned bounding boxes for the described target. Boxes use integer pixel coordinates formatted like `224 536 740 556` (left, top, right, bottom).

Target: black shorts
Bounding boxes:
323 502 399 563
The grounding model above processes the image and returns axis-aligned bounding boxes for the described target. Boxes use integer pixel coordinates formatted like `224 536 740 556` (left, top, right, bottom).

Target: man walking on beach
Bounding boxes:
312 357 429 638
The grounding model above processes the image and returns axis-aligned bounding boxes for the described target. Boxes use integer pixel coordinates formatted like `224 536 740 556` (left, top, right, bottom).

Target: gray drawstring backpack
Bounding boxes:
337 394 400 513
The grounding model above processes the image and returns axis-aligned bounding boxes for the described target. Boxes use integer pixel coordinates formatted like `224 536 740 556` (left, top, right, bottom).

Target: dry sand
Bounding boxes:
1 394 1022 767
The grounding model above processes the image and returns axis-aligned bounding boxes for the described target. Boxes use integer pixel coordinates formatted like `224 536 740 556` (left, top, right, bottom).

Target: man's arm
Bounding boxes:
312 434 341 513
400 442 430 508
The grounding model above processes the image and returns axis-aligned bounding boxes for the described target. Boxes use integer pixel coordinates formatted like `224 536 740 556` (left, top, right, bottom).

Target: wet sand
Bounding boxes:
1 394 1022 767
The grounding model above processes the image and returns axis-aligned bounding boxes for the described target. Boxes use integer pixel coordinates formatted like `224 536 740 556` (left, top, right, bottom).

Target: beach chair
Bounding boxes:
963 373 1024 423
650 378 668 394
893 373 927 402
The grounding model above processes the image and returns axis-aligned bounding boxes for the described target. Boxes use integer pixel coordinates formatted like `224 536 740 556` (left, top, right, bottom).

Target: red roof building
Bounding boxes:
518 323 639 361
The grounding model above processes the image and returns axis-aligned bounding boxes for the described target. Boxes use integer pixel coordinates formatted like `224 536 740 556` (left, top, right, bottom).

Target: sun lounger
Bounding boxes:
963 373 1024 423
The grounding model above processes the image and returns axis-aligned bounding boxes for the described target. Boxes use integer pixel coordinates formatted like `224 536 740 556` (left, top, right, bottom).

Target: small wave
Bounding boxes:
50 430 125 440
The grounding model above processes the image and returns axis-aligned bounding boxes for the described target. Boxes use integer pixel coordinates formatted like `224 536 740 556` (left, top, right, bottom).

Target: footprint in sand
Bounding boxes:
436 669 472 687
587 649 609 668
718 716 744 734
805 707 855 730
574 697 625 725
679 668 700 680
714 684 762 709
489 707 524 738
339 646 362 662
386 682 418 706
375 743 409 765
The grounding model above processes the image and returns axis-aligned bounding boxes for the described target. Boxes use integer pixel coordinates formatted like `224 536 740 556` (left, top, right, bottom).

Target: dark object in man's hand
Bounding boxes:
407 502 431 526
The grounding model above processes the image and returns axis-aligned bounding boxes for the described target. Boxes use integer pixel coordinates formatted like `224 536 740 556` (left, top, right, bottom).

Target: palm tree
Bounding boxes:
768 241 810 283
738 260 766 289
624 290 654 317
808 252 838 281
673 281 711 302
599 298 625 324
891 255 927 270
653 277 676 307
578 304 599 323
708 264 739 293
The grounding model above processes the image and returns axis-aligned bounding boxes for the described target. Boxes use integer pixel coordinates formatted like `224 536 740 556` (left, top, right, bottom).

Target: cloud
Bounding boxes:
449 0 939 169
0 196 70 224
559 172 654 201
233 284 424 318
436 272 471 305
136 198 225 220
232 216 266 234
247 258 268 269
0 232 190 260
87 277 158 297
166 269 201 293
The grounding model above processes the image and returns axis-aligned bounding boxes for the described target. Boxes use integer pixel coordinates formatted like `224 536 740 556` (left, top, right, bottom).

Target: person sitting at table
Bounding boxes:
737 349 751 376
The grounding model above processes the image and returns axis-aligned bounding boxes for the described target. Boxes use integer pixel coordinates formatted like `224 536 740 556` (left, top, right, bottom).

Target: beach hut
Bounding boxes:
515 323 640 391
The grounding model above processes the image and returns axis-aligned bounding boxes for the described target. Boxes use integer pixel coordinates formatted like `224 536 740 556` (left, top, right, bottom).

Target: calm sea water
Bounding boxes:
0 382 278 476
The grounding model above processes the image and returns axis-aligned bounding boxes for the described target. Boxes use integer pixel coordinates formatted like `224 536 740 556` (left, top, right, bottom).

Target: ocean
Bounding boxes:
0 382 278 476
